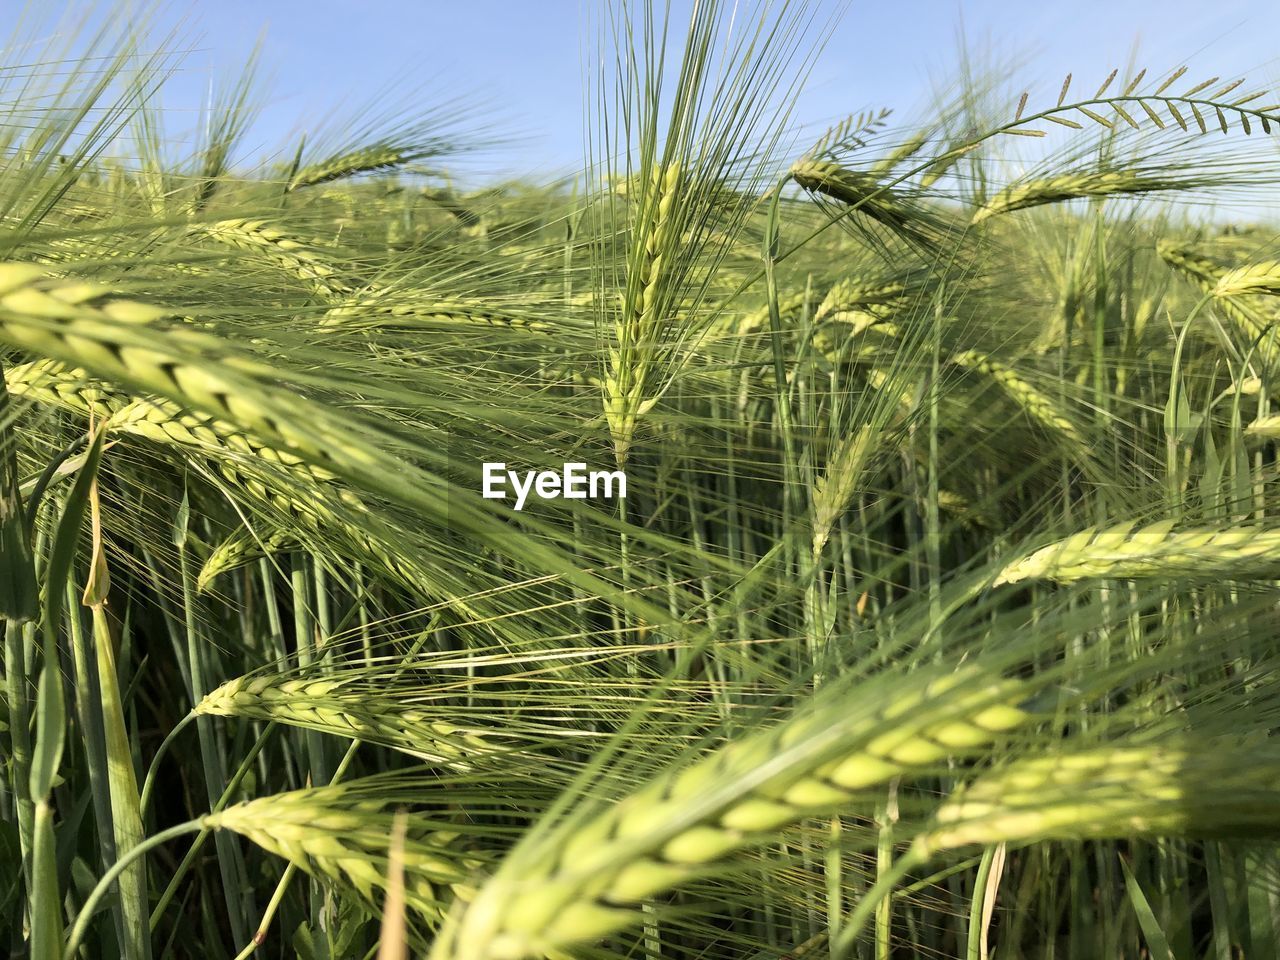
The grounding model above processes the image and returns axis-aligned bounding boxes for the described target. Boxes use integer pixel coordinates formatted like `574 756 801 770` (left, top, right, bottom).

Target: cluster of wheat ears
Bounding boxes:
6 2 1280 959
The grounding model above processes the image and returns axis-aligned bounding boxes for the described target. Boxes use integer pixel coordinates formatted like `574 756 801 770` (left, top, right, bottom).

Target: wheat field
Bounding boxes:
3 3 1280 959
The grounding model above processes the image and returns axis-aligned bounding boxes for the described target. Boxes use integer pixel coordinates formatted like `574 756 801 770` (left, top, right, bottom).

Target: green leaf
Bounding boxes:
28 801 62 960
42 428 107 656
28 665 64 804
30 428 107 802
0 820 21 917
1120 854 1176 960
0 361 37 622
172 484 190 548
1164 371 1194 444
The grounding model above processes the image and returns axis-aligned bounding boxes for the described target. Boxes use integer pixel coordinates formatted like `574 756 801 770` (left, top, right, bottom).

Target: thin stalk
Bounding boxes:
4 618 34 881
64 821 204 960
62 584 126 951
290 555 328 784
231 864 298 960
874 782 900 960
179 542 252 945
149 723 276 930
834 846 927 960
229 739 361 958
138 711 195 817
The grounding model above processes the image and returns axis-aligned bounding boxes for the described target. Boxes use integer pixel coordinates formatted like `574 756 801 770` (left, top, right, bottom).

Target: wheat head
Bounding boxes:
994 519 1280 584
918 739 1280 855
951 350 1083 445
431 669 1028 959
204 784 480 925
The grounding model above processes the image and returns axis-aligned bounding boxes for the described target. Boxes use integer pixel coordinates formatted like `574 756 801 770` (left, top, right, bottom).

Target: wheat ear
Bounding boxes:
1158 239 1280 367
289 145 413 191
790 159 938 249
197 526 293 592
204 784 481 925
0 269 494 608
194 218 351 298
431 669 1028 960
1214 260 1280 298
950 350 1084 445
994 519 1280 584
973 170 1201 223
1245 415 1280 441
837 736 1280 951
917 739 1280 855
195 675 503 769
322 291 551 332
0 358 37 622
738 292 807 335
9 361 344 513
811 426 876 557
815 277 909 322
604 163 681 466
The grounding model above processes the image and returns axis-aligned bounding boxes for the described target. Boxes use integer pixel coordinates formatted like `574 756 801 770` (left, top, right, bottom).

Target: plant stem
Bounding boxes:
64 820 204 960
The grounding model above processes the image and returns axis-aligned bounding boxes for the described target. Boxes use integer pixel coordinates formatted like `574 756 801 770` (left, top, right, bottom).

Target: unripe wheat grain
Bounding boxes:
605 162 681 465
917 739 1280 855
196 674 503 769
1214 260 1280 298
972 170 1197 223
431 669 1029 959
994 519 1280 584
950 350 1083 445
204 784 482 924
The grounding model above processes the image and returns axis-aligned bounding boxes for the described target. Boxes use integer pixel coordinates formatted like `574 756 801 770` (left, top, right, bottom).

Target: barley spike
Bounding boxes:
994 520 1280 584
972 171 1197 224
950 350 1083 445
1214 260 1280 298
917 739 1280 855
431 669 1029 959
204 783 481 925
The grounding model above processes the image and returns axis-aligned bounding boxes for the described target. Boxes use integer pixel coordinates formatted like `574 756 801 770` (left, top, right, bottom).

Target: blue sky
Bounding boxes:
23 1 1280 180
